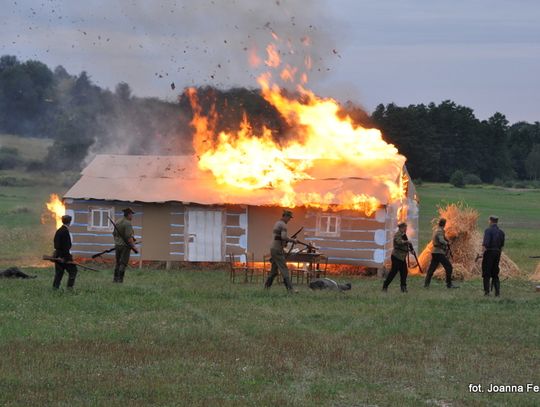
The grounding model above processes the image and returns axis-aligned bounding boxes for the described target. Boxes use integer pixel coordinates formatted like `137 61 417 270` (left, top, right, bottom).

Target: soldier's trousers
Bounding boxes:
114 245 131 283
482 250 501 295
424 253 453 287
53 261 77 289
383 255 408 290
265 248 294 291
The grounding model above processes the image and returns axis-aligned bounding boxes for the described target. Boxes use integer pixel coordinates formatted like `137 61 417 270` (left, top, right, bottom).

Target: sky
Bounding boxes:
1 0 539 123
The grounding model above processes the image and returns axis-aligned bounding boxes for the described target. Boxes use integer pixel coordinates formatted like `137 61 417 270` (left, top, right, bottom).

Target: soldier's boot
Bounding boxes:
483 277 490 295
118 266 126 283
264 275 274 289
400 285 407 293
283 276 298 293
493 278 500 297
424 272 433 288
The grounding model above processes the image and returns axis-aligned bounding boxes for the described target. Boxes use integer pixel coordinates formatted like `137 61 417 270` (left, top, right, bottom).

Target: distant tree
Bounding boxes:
115 82 132 102
449 170 465 188
525 144 540 180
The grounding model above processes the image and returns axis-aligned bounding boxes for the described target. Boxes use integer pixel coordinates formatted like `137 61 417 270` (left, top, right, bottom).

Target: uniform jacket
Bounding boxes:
483 224 505 251
54 224 72 259
271 219 290 250
113 217 134 247
431 226 448 255
391 230 410 261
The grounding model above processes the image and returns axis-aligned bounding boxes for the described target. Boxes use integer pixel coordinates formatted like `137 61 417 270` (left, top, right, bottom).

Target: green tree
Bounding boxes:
524 144 540 180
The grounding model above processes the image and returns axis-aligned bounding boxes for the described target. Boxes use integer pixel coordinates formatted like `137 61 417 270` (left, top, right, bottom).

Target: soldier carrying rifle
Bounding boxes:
424 218 459 289
481 215 505 296
111 207 138 283
52 215 77 290
264 210 299 293
382 222 411 293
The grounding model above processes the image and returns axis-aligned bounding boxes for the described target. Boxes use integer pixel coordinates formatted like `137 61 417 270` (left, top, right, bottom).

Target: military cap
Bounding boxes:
397 221 407 227
489 215 499 222
282 209 294 218
122 207 135 215
61 215 72 224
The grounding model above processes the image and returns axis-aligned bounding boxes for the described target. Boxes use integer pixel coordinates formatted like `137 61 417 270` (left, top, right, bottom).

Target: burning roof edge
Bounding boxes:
64 154 412 206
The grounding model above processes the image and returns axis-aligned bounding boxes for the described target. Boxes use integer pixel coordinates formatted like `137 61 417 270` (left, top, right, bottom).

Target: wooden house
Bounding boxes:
63 154 418 271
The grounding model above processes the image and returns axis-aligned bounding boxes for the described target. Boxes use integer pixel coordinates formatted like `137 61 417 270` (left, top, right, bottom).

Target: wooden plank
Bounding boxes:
225 227 246 237
311 240 382 250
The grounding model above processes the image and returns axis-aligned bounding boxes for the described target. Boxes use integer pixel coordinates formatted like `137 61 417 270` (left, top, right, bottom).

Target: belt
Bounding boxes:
274 236 282 241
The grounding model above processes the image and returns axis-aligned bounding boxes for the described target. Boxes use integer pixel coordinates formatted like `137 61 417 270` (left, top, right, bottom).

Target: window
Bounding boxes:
316 214 341 237
88 207 113 231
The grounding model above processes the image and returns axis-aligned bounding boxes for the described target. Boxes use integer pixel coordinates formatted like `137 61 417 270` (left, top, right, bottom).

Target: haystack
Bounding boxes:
411 203 520 280
531 263 540 282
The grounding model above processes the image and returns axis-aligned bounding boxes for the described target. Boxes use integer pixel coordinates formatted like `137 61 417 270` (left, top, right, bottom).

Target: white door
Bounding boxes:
186 209 223 261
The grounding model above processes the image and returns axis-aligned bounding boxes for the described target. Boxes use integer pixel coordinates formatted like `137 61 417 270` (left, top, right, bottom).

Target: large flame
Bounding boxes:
187 35 408 215
43 194 66 229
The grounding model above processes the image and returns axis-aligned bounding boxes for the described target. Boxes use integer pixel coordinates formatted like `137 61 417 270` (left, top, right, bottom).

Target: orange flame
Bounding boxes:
187 34 408 215
43 194 66 228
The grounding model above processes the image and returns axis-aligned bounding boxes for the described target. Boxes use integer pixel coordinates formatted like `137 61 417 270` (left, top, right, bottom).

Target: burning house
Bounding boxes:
54 32 419 272
61 152 417 272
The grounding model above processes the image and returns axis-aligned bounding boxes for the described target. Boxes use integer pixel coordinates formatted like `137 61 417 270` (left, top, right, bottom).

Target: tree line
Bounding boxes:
1 54 539 183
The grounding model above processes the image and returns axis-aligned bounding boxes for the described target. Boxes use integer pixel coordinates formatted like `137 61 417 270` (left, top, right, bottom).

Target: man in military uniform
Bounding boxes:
382 222 411 293
264 209 299 293
113 207 137 283
424 218 458 289
52 215 78 289
482 215 505 296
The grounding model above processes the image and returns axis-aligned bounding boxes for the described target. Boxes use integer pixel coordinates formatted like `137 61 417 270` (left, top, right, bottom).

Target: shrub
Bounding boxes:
449 170 465 188
513 180 528 189
503 180 514 188
492 178 504 187
464 174 482 185
413 178 423 186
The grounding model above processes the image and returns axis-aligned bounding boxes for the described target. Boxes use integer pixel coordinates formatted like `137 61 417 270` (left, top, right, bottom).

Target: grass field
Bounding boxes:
1 136 540 405
0 270 539 406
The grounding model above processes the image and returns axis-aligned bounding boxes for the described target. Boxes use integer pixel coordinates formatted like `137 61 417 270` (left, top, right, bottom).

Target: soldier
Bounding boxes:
482 215 505 296
264 209 299 293
424 218 458 289
52 215 78 289
112 207 137 283
382 222 411 293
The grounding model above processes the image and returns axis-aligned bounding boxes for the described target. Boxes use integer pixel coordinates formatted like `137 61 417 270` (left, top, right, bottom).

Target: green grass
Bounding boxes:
416 183 540 273
0 270 538 406
0 134 53 161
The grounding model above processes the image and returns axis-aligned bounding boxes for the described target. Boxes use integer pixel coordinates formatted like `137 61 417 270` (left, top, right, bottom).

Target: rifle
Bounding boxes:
108 216 138 254
42 255 101 272
286 227 304 256
92 241 143 259
475 253 483 262
403 234 423 274
529 256 540 259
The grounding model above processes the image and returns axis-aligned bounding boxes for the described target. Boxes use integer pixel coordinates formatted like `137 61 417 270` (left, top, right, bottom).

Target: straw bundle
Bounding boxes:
531 263 540 282
412 203 520 280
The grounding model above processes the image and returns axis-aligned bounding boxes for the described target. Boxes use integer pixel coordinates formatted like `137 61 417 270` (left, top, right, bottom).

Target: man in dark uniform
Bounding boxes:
113 207 137 283
382 222 411 293
264 209 299 293
482 215 505 296
52 215 78 289
424 218 459 289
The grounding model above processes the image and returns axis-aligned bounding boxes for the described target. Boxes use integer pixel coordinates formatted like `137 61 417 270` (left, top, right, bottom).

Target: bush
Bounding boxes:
503 180 514 188
413 178 423 186
492 178 504 187
0 147 23 170
0 176 38 187
513 180 528 189
464 174 482 185
449 170 465 188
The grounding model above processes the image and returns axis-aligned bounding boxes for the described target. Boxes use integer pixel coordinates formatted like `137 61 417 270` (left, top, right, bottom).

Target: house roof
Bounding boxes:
64 154 406 205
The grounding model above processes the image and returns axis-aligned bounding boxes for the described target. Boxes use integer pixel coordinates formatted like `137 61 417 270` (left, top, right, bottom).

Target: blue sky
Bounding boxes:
1 0 539 123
